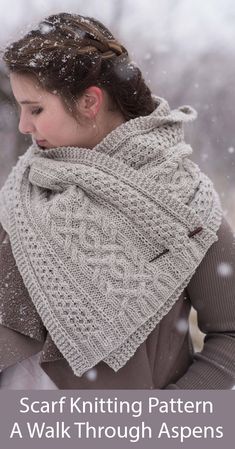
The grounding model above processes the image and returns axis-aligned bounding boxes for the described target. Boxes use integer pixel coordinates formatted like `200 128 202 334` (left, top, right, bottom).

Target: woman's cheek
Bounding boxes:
40 118 54 135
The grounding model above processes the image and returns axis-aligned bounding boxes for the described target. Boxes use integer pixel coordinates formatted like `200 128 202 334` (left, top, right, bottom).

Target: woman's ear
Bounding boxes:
78 86 103 119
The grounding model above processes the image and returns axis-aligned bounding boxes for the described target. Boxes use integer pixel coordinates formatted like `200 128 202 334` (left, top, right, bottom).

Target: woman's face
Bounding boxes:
10 73 97 149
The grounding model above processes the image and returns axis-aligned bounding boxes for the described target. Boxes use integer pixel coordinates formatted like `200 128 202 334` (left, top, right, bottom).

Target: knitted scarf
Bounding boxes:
0 96 223 376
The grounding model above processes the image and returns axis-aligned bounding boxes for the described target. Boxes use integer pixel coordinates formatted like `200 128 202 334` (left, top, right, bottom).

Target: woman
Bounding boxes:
0 12 234 389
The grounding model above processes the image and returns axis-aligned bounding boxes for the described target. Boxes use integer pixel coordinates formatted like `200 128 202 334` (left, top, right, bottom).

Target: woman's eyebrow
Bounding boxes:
19 100 40 104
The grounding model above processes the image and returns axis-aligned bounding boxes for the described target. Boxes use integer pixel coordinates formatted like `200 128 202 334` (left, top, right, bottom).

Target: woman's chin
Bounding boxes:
35 139 51 150
38 143 51 150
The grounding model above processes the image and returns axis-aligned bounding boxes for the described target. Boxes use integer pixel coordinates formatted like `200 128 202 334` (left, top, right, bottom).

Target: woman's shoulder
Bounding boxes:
204 215 235 267
216 216 235 241
192 215 234 277
186 215 235 319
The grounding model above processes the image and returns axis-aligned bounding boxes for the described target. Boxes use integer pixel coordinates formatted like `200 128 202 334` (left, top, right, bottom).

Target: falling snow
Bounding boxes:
38 23 55 34
217 262 233 277
175 318 189 333
144 52 152 61
85 368 98 381
0 1 234 392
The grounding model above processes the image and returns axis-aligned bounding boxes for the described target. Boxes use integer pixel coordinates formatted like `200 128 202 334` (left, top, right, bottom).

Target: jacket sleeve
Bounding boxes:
166 216 235 389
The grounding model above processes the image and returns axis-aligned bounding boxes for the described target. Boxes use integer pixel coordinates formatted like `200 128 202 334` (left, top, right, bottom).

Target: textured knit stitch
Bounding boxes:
0 95 223 376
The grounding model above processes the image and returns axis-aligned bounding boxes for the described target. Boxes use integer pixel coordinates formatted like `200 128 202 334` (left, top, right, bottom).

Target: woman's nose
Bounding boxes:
18 113 35 135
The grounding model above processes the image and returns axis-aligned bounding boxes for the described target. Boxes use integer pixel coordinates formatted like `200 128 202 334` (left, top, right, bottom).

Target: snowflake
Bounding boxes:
217 262 233 277
175 318 188 333
144 53 152 61
39 23 54 34
84 368 98 381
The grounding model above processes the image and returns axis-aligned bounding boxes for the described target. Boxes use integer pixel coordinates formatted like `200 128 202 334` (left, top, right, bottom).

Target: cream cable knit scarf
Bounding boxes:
0 96 223 376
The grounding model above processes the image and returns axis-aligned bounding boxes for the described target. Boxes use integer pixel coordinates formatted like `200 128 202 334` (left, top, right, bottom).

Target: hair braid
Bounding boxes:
3 12 156 121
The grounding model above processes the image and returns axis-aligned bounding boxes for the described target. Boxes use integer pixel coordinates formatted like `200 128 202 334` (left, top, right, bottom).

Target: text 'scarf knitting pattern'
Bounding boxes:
0 96 223 376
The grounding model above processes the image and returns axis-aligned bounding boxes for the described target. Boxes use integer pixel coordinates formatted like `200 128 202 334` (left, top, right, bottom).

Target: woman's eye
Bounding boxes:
31 107 43 115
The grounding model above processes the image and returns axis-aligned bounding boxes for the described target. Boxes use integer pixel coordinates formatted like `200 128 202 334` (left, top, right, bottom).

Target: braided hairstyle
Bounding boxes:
3 12 156 121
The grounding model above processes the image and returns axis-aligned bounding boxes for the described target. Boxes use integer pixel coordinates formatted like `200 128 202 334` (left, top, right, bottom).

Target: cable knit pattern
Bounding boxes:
0 96 223 376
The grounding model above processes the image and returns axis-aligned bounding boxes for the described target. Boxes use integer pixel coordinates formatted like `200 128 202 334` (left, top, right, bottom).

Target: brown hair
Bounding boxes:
2 12 156 122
